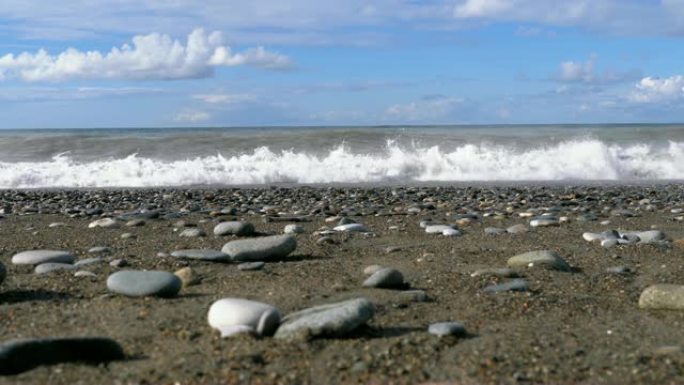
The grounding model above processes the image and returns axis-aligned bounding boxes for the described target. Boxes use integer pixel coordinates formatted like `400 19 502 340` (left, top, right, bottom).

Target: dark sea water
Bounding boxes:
0 124 683 187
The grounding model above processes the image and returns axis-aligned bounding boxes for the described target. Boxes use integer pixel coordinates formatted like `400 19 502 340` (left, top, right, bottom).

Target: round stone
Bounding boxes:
428 322 466 337
106 270 182 297
284 224 305 234
639 284 684 310
12 250 75 266
174 267 200 287
362 267 405 289
213 221 255 236
207 298 281 337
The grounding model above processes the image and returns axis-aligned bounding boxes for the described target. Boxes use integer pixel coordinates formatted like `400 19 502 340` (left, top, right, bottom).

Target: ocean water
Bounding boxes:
0 124 683 188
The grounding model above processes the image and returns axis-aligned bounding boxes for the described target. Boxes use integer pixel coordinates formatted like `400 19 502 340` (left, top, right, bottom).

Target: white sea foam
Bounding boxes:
1 139 683 188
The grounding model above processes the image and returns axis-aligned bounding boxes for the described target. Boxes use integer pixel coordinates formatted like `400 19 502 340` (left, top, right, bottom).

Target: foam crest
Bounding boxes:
1 139 683 187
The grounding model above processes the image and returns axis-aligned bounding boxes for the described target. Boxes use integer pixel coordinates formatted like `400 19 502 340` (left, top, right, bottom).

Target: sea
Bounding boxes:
0 124 683 188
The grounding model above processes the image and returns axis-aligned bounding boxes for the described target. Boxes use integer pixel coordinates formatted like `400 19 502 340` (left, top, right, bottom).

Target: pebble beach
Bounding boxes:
1 184 684 384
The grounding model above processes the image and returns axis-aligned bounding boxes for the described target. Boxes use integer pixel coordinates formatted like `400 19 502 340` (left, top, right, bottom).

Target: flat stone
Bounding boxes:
48 222 66 228
506 224 528 234
74 271 96 278
74 257 105 267
213 221 255 236
126 219 146 227
428 322 466 337
106 270 182 297
284 224 305 234
34 263 77 274
483 279 530 293
362 268 405 289
639 284 684 310
12 250 75 265
274 298 375 340
442 228 462 236
88 246 111 254
221 235 297 262
530 217 559 227
632 230 667 244
88 218 120 228
398 290 429 303
170 249 230 262
507 250 571 271
0 337 125 375
470 267 519 278
207 298 281 337
333 223 369 232
238 261 265 271
425 225 455 234
179 228 205 237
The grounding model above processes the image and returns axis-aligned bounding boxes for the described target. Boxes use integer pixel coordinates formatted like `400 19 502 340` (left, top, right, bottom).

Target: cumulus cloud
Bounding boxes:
173 111 211 123
628 76 684 103
0 28 292 82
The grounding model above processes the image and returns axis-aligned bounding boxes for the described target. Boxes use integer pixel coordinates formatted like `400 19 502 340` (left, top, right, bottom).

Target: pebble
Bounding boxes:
174 267 200 287
237 261 265 271
316 236 336 245
207 298 281 337
530 217 559 227
274 298 375 340
179 228 206 237
120 232 136 239
601 238 618 248
48 222 66 228
88 218 120 228
470 267 519 278
483 279 530 293
213 221 255 236
0 337 125 375
109 258 128 268
639 284 684 310
362 267 405 289
442 228 462 236
34 263 77 274
221 234 297 262
506 224 528 234
11 250 75 265
74 257 105 267
428 322 466 337
606 266 633 275
284 224 305 234
126 219 146 227
398 290 429 303
170 249 230 262
425 224 455 234
107 270 182 297
74 270 96 278
507 250 571 271
333 223 369 232
88 246 111 254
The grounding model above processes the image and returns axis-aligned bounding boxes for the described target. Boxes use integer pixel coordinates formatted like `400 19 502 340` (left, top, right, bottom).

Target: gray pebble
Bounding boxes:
213 221 254 236
483 279 530 293
106 270 182 297
12 250 75 266
238 261 265 271
507 250 571 271
362 267 405 289
428 322 466 337
222 234 297 262
179 228 206 237
34 263 77 274
275 298 375 340
170 249 230 262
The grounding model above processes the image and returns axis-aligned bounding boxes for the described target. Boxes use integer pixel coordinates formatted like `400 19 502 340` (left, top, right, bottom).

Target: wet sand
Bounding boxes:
2 185 684 384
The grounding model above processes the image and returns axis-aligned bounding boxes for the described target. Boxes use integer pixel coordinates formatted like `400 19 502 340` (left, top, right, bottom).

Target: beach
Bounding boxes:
2 184 684 384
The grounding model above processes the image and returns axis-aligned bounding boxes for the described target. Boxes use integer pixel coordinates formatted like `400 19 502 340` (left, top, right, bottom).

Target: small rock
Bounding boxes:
12 250 75 265
506 224 528 234
507 250 571 271
74 270 96 278
484 227 506 236
470 267 519 278
107 270 182 297
170 249 230 262
530 217 559 227
238 261 266 271
88 246 111 254
126 219 146 227
109 259 128 268
425 224 455 234
174 267 200 287
639 284 684 310
274 298 375 340
179 228 206 237
442 228 461 236
213 221 255 236
48 222 66 228
120 232 136 240
362 268 405 289
333 223 369 232
207 298 281 337
284 224 305 234
74 257 105 267
606 266 633 275
34 263 77 274
428 322 466 337
363 265 384 276
88 218 120 229
221 235 297 262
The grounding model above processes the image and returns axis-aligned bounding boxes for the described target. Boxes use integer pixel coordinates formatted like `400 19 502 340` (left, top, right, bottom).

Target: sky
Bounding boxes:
0 0 683 128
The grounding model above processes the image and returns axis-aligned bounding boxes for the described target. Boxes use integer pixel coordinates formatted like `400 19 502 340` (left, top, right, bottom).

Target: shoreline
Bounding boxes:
2 184 684 384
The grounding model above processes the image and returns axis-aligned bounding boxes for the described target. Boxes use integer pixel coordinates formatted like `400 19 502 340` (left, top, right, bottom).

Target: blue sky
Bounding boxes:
0 0 683 128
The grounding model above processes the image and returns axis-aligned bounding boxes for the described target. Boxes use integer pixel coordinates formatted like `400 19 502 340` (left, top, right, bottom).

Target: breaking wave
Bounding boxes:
1 139 684 188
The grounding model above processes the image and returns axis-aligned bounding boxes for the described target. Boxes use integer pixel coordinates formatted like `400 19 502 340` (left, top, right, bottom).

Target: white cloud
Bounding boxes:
192 93 258 104
173 111 211 123
0 86 162 101
0 28 292 82
556 56 639 85
628 76 684 103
